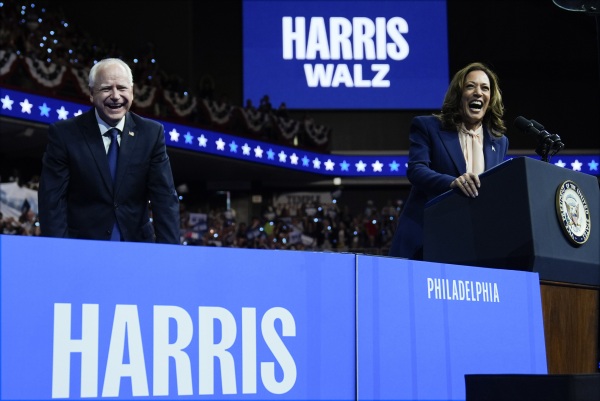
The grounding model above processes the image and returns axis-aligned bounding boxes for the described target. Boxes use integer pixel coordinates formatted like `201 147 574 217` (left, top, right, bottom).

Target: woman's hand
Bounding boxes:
450 173 480 198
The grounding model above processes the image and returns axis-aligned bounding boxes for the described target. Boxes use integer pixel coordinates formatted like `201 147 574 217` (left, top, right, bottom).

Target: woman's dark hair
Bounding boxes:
435 62 506 137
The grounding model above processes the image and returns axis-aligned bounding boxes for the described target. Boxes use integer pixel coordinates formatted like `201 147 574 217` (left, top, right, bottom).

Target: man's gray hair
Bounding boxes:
88 58 134 89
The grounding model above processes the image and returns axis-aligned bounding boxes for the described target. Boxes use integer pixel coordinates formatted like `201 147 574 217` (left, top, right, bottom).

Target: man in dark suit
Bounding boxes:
38 58 180 244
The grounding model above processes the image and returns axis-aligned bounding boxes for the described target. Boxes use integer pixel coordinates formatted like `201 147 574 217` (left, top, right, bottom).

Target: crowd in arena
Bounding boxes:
178 198 403 254
1 172 403 254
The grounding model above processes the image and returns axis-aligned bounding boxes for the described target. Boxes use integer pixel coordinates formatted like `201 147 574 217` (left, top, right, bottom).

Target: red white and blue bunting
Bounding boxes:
133 84 157 109
0 50 18 76
163 89 197 117
24 57 67 88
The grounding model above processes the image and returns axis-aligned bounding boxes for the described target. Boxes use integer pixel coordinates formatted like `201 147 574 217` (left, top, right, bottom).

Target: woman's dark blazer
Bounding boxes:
388 115 509 259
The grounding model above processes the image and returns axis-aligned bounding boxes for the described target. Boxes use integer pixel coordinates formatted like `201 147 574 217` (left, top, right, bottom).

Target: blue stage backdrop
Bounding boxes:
242 0 449 109
1 235 547 400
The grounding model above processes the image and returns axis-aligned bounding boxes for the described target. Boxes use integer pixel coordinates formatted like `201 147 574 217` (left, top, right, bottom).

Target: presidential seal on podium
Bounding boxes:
556 180 591 245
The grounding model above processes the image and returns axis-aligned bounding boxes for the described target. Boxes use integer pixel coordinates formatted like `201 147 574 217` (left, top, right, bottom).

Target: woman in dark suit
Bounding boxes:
389 62 509 259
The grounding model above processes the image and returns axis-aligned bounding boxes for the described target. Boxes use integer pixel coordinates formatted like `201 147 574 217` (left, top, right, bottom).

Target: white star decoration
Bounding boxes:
20 99 33 114
372 160 383 172
215 138 226 151
1 95 14 110
290 153 299 165
571 160 582 171
355 160 367 172
278 151 287 162
198 134 207 147
242 143 251 155
168 128 180 142
56 106 69 120
312 157 321 169
254 145 264 158
554 160 566 168
324 159 335 171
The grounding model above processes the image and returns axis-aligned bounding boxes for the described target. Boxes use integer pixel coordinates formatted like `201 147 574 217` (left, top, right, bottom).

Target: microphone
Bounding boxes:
529 119 545 131
531 119 565 154
529 119 553 145
514 116 565 161
514 116 546 138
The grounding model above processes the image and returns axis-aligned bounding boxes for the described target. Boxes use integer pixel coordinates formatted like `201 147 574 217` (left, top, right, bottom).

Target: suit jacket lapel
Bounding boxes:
440 125 503 174
483 127 501 170
114 113 137 192
439 128 466 174
78 109 115 193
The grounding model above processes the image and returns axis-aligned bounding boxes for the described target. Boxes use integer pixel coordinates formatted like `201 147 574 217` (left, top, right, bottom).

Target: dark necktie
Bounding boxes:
105 128 121 241
106 128 119 182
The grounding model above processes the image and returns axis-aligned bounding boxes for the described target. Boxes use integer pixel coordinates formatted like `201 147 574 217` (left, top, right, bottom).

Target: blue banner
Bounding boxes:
243 0 449 109
1 236 356 400
2 87 598 178
1 235 547 400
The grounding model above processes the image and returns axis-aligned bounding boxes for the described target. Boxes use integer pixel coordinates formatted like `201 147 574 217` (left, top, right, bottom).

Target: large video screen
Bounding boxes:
243 0 449 110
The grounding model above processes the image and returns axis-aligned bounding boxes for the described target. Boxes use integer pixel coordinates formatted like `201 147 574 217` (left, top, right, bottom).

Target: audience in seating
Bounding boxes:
0 169 403 255
177 197 402 255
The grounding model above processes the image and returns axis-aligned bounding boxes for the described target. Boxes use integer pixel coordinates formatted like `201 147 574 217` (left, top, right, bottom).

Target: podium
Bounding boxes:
424 156 600 374
423 156 599 286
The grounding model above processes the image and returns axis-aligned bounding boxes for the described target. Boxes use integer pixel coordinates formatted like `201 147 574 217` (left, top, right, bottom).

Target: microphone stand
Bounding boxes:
535 134 554 162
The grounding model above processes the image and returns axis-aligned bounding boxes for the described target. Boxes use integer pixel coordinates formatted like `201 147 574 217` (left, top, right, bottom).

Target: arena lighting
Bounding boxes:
553 0 600 13
0 87 598 178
